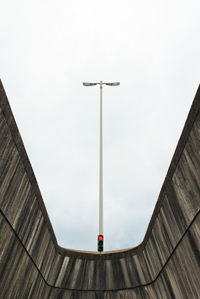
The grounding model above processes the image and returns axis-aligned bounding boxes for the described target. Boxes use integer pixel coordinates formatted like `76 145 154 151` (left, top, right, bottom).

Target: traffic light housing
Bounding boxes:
98 235 103 252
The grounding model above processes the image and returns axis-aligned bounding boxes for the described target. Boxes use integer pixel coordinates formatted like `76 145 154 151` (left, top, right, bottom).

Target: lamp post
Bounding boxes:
83 81 120 252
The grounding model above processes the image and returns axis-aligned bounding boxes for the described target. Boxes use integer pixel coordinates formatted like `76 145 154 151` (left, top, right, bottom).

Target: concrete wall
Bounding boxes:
0 80 199 298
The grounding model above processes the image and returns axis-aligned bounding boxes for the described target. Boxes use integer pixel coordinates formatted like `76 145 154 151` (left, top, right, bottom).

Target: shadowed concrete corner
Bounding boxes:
0 80 200 298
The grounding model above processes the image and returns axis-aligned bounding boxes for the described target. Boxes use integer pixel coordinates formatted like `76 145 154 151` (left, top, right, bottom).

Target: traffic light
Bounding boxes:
98 235 103 252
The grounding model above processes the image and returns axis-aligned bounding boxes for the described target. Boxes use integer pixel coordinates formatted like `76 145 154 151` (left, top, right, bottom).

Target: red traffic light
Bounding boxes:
97 235 104 252
98 235 103 241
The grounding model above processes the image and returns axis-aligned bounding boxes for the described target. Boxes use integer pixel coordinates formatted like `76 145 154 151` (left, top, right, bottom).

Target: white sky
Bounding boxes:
0 0 200 251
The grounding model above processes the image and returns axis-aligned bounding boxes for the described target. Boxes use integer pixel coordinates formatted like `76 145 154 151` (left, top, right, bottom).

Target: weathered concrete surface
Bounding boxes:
0 79 200 298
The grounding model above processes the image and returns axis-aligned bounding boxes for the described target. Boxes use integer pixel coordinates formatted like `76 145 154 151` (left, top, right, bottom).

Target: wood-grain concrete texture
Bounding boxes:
0 79 199 298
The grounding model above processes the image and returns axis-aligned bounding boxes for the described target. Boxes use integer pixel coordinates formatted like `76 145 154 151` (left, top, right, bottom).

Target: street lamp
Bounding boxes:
83 81 120 252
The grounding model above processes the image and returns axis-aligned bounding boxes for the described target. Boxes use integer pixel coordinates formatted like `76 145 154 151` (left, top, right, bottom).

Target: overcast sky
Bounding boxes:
1 0 200 251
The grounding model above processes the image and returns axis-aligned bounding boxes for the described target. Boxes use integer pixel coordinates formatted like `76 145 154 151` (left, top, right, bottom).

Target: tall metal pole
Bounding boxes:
82 81 120 252
99 81 103 236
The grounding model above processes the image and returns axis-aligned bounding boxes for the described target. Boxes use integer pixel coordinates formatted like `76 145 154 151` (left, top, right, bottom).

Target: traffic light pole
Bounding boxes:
99 81 103 237
82 81 120 252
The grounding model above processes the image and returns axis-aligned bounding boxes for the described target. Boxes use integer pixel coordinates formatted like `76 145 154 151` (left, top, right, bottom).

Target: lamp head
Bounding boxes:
83 82 98 86
105 82 120 86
